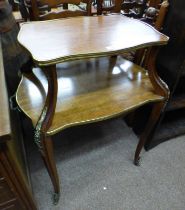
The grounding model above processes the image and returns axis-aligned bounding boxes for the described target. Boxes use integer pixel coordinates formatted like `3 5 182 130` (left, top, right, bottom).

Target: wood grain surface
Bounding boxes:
16 56 164 135
18 15 169 66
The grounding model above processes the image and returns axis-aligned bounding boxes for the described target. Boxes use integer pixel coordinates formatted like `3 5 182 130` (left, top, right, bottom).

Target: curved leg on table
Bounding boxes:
34 65 60 203
134 101 166 166
134 46 170 166
41 136 60 204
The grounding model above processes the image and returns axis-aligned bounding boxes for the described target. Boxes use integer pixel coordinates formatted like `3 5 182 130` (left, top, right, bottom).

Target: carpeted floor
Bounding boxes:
27 118 185 210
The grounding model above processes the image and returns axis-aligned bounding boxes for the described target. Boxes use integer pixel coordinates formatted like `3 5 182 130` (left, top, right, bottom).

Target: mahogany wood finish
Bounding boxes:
0 39 37 210
17 15 169 202
25 0 92 20
34 66 60 202
17 57 165 134
133 46 169 164
18 15 168 66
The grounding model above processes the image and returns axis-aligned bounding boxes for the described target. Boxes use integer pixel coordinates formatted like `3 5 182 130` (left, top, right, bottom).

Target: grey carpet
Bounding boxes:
28 118 185 210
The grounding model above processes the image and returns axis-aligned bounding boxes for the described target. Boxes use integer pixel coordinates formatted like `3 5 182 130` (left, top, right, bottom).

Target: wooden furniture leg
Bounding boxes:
24 71 46 98
33 65 59 204
41 136 59 204
134 46 170 165
134 101 166 165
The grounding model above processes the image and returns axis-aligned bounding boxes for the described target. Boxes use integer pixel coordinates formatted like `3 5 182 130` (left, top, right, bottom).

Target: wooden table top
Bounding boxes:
18 15 169 66
0 38 11 142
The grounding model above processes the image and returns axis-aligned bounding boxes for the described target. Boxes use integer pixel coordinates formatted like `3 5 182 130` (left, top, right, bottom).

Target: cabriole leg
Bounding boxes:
134 101 166 166
34 65 59 203
41 136 60 204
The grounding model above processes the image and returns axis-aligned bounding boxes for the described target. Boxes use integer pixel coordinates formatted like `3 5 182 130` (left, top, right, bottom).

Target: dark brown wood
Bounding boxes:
0 160 23 210
40 66 58 132
134 46 169 164
41 137 60 203
33 65 60 201
0 145 37 210
0 38 37 210
134 101 166 165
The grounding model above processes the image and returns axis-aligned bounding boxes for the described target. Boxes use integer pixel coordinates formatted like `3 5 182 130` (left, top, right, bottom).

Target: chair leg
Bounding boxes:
40 136 60 204
134 101 166 166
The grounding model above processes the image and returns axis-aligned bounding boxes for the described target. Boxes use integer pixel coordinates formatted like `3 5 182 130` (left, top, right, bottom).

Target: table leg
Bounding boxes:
134 46 170 165
134 101 166 165
34 65 59 204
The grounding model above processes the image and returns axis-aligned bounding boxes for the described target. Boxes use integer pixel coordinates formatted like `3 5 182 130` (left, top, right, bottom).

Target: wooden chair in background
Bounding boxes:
134 0 169 67
96 0 148 17
121 0 148 18
96 0 122 14
96 0 148 16
24 0 92 20
140 0 169 31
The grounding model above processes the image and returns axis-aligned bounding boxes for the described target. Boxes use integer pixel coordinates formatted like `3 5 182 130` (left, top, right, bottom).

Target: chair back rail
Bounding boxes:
121 0 148 18
25 0 92 20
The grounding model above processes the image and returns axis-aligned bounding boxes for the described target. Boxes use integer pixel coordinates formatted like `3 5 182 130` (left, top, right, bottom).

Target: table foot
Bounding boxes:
134 157 141 166
52 192 60 205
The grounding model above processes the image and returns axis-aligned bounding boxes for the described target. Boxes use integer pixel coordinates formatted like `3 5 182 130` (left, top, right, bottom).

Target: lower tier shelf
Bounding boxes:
16 56 163 135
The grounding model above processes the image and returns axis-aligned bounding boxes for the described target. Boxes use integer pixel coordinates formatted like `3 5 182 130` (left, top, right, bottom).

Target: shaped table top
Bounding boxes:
18 15 169 66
